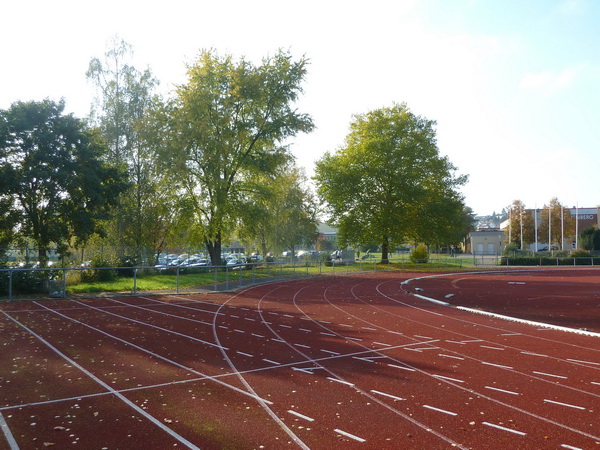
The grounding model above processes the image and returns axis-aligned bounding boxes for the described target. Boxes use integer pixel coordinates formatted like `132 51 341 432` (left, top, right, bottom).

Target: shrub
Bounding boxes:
570 249 591 258
502 242 518 256
410 244 429 263
80 255 117 282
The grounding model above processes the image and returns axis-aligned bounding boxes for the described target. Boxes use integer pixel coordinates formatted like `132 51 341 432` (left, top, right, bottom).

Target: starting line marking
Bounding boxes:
334 429 365 443
387 364 416 372
482 421 526 436
288 410 315 422
544 399 586 410
438 354 464 360
263 359 281 365
370 390 405 401
423 405 457 416
481 361 513 370
533 371 567 379
327 377 354 387
484 386 520 396
432 374 464 383
561 444 584 450
236 351 254 358
567 358 600 366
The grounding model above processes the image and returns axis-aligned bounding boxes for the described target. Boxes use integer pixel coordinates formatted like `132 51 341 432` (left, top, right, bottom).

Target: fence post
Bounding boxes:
133 268 138 295
239 263 243 287
176 268 180 294
8 270 13 301
214 266 218 291
226 266 229 290
62 269 67 298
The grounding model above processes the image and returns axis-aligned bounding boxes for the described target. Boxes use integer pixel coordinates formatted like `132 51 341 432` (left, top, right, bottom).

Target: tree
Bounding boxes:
88 38 174 261
505 200 535 248
538 198 576 250
314 103 467 263
579 226 600 251
158 50 314 264
0 99 128 264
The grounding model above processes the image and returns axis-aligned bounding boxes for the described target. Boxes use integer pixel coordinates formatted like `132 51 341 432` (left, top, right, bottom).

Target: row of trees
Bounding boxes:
505 198 599 250
1 39 473 267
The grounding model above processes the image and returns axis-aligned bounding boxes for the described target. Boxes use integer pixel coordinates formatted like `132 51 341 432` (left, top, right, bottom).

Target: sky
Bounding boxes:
2 0 599 216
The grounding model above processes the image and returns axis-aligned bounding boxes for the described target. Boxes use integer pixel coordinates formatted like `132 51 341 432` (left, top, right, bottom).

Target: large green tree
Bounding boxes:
157 50 314 264
87 38 175 262
0 99 127 264
314 103 467 263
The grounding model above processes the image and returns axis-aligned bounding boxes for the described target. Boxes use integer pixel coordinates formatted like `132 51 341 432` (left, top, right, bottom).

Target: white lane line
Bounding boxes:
484 386 520 396
561 444 583 450
423 405 457 416
251 333 265 338
271 338 285 343
236 351 254 358
300 317 312 321
445 340 466 345
268 312 279 315
544 399 586 410
327 377 354 386
480 345 504 350
432 375 464 383
283 314 294 318
233 329 245 334
279 324 292 328
353 357 374 363
244 318 256 322
0 412 19 450
362 327 377 331
263 359 281 365
218 325 228 329
481 361 513 370
230 314 240 318
500 333 521 336
320 349 340 355
294 343 311 349
438 354 464 360
299 328 312 333
3 312 201 450
373 342 392 347
592 381 600 386
533 371 567 379
414 335 433 339
388 364 416 372
482 421 526 436
459 339 483 343
387 330 404 335
288 410 314 422
319 320 331 324
320 332 336 336
344 337 362 341
567 358 600 366
240 307 250 311
370 390 405 401
334 429 365 443
339 324 353 328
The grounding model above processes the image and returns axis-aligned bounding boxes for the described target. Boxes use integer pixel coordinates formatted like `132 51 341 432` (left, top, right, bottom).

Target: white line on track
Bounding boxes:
251 333 265 338
327 377 355 386
370 390 405 401
236 351 254 358
432 375 464 383
484 386 520 395
567 358 600 366
423 405 458 416
320 332 336 336
288 410 314 422
262 359 281 365
387 330 404 335
438 354 465 360
333 428 365 443
481 361 513 370
233 329 245 333
544 399 586 410
72 301 228 350
387 364 416 372
482 421 526 436
0 412 18 450
2 311 201 450
480 345 505 350
414 335 433 339
592 381 600 386
533 371 567 379
294 343 311 349
299 328 312 332
320 349 340 355
373 341 392 346
338 323 353 327
362 327 377 331
520 351 547 357
244 318 256 322
279 324 292 328
561 444 584 450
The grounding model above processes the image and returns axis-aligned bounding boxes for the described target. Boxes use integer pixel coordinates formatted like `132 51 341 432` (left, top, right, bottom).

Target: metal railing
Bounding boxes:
0 257 463 301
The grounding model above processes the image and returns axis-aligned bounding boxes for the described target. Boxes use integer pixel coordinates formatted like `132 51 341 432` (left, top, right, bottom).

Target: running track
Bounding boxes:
0 270 599 449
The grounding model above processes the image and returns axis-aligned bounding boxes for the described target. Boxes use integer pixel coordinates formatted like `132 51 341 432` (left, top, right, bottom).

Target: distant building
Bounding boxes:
468 230 505 255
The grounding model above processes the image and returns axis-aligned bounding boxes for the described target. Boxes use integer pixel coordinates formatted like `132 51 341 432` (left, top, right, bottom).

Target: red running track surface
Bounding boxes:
0 269 599 449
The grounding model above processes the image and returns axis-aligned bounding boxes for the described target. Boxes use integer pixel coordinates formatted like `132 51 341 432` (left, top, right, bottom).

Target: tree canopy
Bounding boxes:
156 49 314 264
0 99 128 263
314 102 467 262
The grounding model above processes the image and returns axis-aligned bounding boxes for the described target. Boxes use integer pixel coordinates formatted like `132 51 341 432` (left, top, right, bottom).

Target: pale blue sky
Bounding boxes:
2 0 598 215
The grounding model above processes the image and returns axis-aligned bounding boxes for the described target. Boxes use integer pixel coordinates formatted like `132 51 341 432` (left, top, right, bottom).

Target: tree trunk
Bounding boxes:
381 236 389 264
206 231 222 266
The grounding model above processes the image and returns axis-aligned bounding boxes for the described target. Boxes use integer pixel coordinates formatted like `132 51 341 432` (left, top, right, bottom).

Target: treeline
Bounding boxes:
1 39 474 268
1 40 318 267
